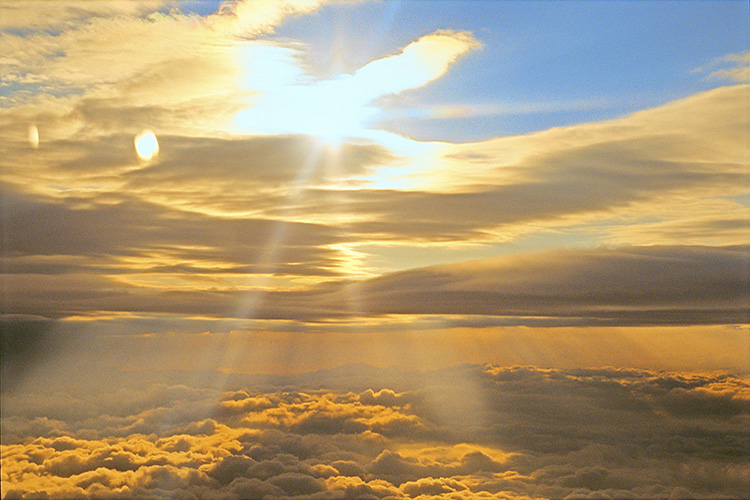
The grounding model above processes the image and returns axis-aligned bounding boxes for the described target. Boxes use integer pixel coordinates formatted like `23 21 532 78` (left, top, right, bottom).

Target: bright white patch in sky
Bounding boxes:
234 31 478 144
134 129 159 161
236 73 377 144
28 125 39 149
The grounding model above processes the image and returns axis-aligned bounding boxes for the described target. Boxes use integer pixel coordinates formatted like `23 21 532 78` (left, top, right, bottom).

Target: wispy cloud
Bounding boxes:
693 51 750 83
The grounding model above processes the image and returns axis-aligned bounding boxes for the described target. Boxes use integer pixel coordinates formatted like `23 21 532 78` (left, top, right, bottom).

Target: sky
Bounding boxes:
0 1 749 499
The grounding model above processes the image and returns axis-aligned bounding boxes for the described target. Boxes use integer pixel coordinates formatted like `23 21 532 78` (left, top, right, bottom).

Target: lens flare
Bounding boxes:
134 129 159 161
28 124 39 149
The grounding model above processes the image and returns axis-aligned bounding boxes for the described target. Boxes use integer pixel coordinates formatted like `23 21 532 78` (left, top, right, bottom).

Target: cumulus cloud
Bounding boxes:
2 365 749 499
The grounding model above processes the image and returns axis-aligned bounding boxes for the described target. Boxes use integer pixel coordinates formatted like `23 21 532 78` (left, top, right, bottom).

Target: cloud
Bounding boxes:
0 2 163 30
2 12 747 319
4 206 747 326
400 476 468 497
234 30 479 138
0 0 325 87
326 244 748 326
710 66 750 83
267 472 326 496
352 30 481 95
3 3 748 499
2 179 345 270
1 5 748 497
0 0 329 142
2 364 749 499
694 51 750 83
127 134 393 187
215 0 326 38
16 88 743 318
2 1 479 149
333 85 748 243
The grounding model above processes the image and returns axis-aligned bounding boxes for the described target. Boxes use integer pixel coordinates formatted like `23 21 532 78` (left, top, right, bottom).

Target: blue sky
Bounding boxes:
270 0 749 140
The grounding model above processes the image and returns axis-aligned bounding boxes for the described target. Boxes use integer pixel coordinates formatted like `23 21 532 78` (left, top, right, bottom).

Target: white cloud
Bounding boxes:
693 51 750 83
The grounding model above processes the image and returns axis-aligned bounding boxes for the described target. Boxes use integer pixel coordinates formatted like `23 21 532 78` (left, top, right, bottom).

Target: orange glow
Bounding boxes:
28 124 39 148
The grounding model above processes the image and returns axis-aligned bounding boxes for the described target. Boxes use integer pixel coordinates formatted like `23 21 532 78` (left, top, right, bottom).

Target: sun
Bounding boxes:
300 81 377 146
235 77 375 146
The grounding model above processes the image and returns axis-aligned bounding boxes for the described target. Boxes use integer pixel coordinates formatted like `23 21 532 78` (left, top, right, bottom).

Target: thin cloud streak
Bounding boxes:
4 241 747 326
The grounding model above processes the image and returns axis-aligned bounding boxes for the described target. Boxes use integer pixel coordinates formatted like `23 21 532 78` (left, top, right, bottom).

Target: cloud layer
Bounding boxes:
2 86 748 326
3 365 749 499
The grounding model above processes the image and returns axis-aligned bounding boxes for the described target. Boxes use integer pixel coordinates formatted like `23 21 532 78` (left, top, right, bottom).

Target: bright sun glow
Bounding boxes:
28 124 39 149
134 129 159 161
235 76 376 145
233 32 478 146
298 80 377 144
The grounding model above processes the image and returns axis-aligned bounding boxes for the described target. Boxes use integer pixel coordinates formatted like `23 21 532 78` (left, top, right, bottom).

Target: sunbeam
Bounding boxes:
2 1 749 499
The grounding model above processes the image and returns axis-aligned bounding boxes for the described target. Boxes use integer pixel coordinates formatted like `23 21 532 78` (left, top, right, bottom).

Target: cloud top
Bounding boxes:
2 365 748 499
